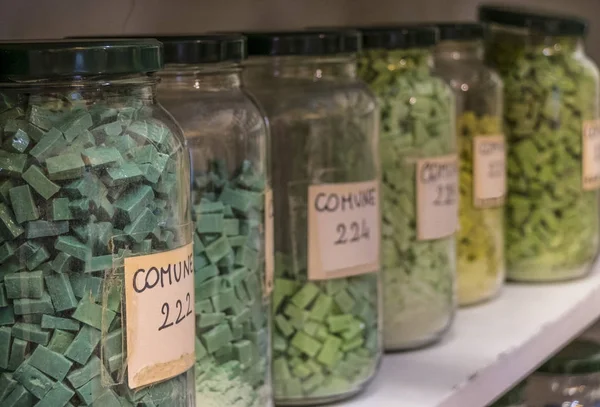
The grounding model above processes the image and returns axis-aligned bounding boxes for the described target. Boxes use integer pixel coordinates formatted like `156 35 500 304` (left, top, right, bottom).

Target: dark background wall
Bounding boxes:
0 0 597 60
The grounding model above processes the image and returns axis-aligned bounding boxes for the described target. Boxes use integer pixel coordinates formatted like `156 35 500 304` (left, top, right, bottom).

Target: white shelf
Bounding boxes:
338 262 600 407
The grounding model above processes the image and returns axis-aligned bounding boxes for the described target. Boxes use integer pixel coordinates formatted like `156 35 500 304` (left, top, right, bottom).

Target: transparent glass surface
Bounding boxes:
358 48 456 350
0 74 194 406
244 55 381 405
158 63 272 407
435 39 505 306
484 25 600 282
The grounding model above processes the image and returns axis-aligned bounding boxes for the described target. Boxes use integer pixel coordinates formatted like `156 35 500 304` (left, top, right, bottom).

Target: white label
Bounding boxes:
308 180 380 280
264 189 274 295
417 155 459 240
583 120 600 191
473 135 506 208
124 243 195 389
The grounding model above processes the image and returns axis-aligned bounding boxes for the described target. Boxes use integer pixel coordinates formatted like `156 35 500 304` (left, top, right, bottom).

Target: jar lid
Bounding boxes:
478 4 587 37
146 35 245 64
0 39 163 78
537 340 600 374
435 22 485 41
67 34 245 64
246 30 360 57
358 25 438 50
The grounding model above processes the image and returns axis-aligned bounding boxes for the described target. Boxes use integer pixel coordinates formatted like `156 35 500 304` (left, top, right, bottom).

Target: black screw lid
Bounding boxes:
0 39 163 78
67 34 245 65
478 4 587 37
434 22 485 41
358 25 439 51
245 30 361 57
156 35 246 64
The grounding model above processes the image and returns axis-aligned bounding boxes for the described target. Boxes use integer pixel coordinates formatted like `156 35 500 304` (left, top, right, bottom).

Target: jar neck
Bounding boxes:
435 40 484 61
160 63 242 91
489 27 585 56
365 48 434 73
0 73 158 101
535 36 584 56
244 55 357 82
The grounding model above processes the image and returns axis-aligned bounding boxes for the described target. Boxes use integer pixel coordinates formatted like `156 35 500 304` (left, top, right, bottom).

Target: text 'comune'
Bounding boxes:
133 254 194 293
314 187 377 212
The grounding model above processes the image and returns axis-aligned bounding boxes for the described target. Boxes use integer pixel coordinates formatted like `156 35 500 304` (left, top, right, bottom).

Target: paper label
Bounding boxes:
308 180 380 280
473 135 506 208
124 243 195 389
264 189 274 295
417 155 459 240
583 120 600 191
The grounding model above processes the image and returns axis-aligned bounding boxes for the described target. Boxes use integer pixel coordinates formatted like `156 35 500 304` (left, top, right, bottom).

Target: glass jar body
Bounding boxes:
244 56 382 405
158 64 272 407
484 25 600 282
435 40 506 306
527 372 600 407
0 76 194 406
358 48 457 350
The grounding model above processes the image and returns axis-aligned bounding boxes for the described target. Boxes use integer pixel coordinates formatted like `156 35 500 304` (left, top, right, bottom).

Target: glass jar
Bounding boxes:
244 31 381 405
434 23 506 306
0 41 194 406
479 5 600 282
357 26 457 350
491 380 528 407
527 340 600 407
156 35 272 407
